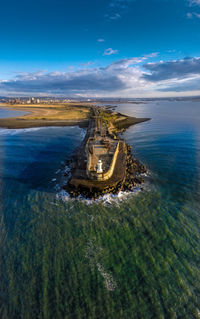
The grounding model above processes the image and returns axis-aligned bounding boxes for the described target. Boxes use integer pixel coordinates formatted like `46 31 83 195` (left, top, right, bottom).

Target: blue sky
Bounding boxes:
1 0 200 97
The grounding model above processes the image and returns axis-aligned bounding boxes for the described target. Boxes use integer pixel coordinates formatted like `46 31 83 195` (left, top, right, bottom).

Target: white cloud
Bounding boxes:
143 57 200 85
143 52 159 58
103 48 119 55
1 56 200 97
97 38 105 42
0 55 153 97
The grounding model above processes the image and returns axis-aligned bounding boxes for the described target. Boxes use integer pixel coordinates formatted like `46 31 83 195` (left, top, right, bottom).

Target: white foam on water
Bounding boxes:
0 127 45 136
56 189 71 202
80 130 86 139
54 156 149 206
63 166 71 175
55 158 150 206
56 186 142 206
96 263 117 291
55 164 147 206
94 188 142 206
0 126 86 137
85 240 117 292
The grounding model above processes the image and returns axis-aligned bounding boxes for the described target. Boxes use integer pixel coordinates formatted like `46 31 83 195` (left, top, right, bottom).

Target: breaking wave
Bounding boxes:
0 127 45 136
54 164 150 206
56 187 143 206
0 126 86 136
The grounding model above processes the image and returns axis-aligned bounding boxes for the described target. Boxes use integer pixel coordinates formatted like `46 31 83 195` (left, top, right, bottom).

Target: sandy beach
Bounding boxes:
0 103 149 129
0 103 91 128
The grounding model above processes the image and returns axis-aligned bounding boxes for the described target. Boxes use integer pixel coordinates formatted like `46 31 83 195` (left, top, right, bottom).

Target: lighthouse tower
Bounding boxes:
97 160 103 173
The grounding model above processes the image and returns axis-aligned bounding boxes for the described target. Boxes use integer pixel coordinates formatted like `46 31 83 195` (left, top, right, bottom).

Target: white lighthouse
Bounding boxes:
97 160 103 173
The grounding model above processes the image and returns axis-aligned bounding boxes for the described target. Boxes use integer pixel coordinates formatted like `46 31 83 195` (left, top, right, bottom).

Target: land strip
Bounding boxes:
0 102 149 129
63 106 149 198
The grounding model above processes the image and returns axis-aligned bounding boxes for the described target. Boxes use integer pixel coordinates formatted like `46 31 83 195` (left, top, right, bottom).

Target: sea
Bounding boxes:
0 100 199 319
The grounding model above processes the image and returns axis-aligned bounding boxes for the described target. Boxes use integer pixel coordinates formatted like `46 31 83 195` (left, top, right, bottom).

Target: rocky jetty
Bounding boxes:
63 144 147 199
62 105 149 200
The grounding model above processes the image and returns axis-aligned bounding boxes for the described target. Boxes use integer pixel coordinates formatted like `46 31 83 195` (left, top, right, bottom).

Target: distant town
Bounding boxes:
0 97 78 105
1 95 200 105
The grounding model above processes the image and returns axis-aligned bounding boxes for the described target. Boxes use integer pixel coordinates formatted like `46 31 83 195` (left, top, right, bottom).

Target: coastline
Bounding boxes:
0 103 150 129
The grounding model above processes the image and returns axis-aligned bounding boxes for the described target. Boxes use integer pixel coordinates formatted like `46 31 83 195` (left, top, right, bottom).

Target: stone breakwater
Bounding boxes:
63 144 147 200
62 105 149 200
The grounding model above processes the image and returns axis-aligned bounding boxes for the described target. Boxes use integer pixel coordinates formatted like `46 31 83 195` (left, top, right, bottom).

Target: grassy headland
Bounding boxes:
0 102 150 129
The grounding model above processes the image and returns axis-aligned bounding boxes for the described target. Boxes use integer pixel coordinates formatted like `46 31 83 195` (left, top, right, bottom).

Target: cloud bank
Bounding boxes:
1 56 200 97
143 57 200 81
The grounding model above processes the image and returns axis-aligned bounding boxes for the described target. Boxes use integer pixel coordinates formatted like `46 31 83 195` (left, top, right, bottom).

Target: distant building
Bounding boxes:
36 98 40 104
13 98 20 104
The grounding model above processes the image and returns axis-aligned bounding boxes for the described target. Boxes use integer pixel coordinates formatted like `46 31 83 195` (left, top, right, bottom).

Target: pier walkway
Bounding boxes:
68 107 127 192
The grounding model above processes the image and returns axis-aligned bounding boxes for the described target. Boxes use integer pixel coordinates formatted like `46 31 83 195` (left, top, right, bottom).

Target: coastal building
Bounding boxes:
97 160 103 173
86 136 120 181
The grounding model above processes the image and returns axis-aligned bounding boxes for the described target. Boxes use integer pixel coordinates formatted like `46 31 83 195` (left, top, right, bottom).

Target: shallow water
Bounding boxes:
0 101 200 319
0 107 28 118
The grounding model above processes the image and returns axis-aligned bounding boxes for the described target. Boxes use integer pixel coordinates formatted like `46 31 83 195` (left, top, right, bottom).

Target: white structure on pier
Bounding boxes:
97 160 103 173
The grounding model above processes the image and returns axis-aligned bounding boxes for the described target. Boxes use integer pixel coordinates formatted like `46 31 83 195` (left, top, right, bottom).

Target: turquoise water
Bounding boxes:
0 101 200 319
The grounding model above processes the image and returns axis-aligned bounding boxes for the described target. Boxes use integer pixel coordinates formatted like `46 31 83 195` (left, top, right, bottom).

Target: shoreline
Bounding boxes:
0 103 150 129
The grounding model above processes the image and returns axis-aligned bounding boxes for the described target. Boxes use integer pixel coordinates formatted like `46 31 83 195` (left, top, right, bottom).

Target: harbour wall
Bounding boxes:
86 141 121 181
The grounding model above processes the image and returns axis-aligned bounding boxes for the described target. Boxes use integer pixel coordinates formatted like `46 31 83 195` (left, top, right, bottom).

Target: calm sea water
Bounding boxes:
0 107 28 118
0 102 200 319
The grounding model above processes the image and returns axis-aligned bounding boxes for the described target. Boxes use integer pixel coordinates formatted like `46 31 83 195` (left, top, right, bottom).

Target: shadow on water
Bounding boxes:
0 126 85 192
17 141 74 192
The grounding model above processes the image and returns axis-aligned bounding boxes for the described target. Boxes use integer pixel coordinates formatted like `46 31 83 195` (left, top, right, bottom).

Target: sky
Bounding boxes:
1 0 200 97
